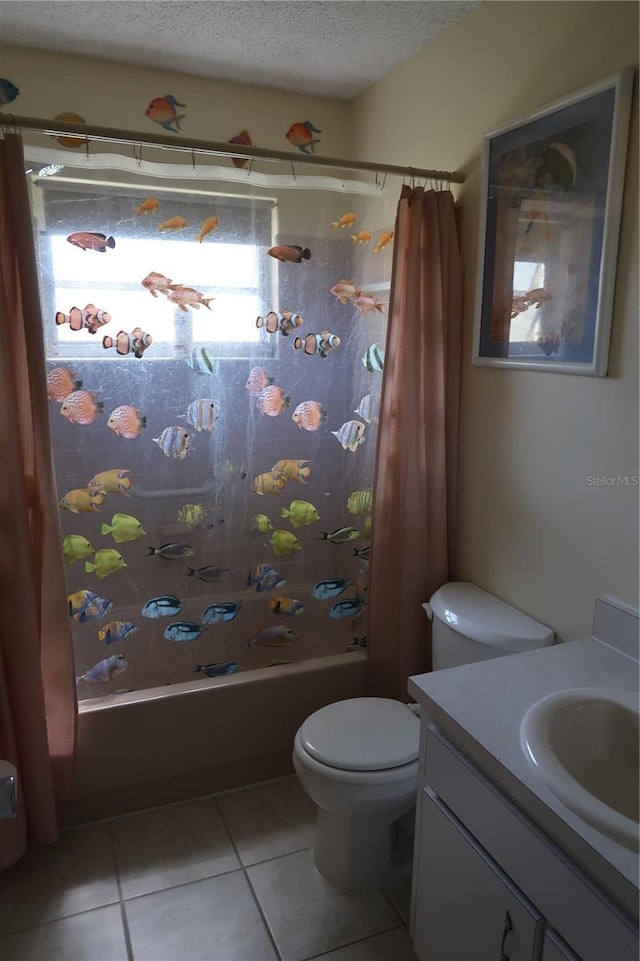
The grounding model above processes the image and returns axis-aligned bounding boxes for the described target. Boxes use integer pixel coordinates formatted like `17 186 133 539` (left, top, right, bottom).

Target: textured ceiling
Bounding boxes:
0 1 481 100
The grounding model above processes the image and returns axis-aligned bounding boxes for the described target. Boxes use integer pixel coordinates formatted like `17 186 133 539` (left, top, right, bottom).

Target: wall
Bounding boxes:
351 1 639 642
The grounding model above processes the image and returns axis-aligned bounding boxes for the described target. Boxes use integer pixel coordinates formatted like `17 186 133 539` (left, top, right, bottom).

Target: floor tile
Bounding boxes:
0 904 127 961
216 775 317 866
125 870 278 961
247 848 402 961
0 823 118 936
382 873 413 923
312 926 419 961
110 796 240 899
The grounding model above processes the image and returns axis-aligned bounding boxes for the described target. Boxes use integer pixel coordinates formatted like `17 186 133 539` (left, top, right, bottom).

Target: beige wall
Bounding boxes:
352 1 639 642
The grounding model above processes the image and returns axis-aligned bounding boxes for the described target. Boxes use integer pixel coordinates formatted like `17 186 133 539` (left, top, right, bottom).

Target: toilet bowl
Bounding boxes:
292 697 420 892
293 582 555 892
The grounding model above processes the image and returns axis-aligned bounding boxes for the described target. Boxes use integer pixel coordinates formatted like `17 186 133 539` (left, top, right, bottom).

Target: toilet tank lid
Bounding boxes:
299 697 420 771
427 582 555 651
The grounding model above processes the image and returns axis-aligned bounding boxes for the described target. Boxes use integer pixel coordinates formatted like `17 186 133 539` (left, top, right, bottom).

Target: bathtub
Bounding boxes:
57 651 367 827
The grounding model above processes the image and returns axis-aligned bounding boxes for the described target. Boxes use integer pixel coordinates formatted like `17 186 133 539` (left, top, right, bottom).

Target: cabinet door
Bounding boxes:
542 930 582 961
413 791 544 961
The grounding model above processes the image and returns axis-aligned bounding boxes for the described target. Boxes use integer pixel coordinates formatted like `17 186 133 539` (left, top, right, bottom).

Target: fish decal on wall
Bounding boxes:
97 621 138 645
354 394 380 425
141 271 174 298
291 401 326 432
362 343 385 373
181 399 219 432
186 565 230 581
351 231 372 245
145 95 186 132
312 578 350 600
55 303 112 334
248 626 297 648
177 503 211 528
320 527 360 545
329 597 364 619
76 654 128 684
247 563 286 592
59 488 105 513
164 621 203 642
227 129 253 169
347 490 373 515
252 471 287 495
101 513 146 544
280 500 320 528
373 230 394 253
245 366 274 395
0 78 19 107
141 595 183 618
59 390 103 426
353 292 385 315
68 590 112 622
293 331 340 359
196 217 220 242
84 548 127 580
250 514 274 534
165 286 214 311
195 661 239 677
256 310 304 336
255 385 290 417
268 245 311 264
331 420 366 452
269 529 302 556
62 535 94 565
107 405 146 439
331 212 357 229
47 367 82 403
147 543 194 560
67 232 115 252
88 469 132 495
136 196 160 215
330 279 361 304
152 425 193 459
201 601 242 624
269 596 305 617
285 120 322 155
158 216 189 232
102 328 153 359
271 460 311 484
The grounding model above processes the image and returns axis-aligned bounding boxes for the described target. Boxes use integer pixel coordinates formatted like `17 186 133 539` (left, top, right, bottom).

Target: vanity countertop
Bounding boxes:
408 636 639 921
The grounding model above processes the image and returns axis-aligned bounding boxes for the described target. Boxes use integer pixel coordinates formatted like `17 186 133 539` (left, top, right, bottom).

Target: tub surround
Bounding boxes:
408 603 639 921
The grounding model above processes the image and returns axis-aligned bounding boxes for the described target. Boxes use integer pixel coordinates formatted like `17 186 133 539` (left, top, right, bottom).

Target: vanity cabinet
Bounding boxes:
411 727 638 961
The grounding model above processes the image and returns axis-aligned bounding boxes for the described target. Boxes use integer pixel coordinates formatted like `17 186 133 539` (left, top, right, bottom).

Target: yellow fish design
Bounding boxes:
280 500 320 528
88 469 132 495
347 490 373 515
101 513 146 544
60 488 105 513
270 530 302 556
62 535 94 565
271 460 311 484
252 471 286 495
84 549 127 579
251 514 274 534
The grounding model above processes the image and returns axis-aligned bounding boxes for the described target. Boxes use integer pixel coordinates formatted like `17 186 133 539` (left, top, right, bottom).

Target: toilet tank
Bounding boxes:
424 582 554 671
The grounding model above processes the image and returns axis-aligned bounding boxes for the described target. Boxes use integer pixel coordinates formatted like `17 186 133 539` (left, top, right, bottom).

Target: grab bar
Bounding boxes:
0 760 17 819
128 480 216 500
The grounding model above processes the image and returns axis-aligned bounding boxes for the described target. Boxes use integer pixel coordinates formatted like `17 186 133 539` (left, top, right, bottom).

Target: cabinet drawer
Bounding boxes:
542 929 582 961
424 728 638 961
414 791 543 961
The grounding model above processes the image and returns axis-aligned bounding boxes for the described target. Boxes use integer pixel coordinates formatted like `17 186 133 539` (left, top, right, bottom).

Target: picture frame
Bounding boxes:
472 69 634 375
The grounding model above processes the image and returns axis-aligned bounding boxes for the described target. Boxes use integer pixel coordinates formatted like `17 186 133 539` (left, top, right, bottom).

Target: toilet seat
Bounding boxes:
298 697 419 772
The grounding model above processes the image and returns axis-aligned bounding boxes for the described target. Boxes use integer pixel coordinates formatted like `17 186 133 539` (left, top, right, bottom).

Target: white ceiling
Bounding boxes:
0 1 480 100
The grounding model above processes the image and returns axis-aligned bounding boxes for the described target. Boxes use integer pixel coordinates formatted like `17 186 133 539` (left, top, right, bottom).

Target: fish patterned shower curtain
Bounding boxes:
26 146 397 701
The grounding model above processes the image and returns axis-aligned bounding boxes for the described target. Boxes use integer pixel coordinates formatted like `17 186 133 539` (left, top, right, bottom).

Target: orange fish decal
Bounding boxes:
87 469 132 495
271 460 312 484
145 95 186 132
60 390 103 426
332 212 357 229
165 286 214 312
47 367 82 403
268 245 311 264
285 121 322 155
252 472 287 495
196 217 220 242
67 232 115 252
141 271 173 298
291 401 326 432
158 216 188 232
136 197 160 216
256 386 290 417
245 366 273 395
330 279 360 304
373 230 394 253
228 130 253 169
55 303 111 334
60 488 106 513
351 231 372 245
107 405 146 439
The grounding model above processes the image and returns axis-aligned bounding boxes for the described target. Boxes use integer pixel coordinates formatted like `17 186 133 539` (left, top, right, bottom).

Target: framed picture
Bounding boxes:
472 69 633 375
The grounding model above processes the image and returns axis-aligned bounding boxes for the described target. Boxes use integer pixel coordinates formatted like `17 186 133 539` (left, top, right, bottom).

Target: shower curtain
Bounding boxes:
19 139 397 702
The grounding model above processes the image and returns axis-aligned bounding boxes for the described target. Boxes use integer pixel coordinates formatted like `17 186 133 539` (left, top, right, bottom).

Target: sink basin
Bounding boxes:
520 688 639 850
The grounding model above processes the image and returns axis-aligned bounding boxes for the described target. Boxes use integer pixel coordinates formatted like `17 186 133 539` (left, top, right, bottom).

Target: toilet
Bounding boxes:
293 581 554 892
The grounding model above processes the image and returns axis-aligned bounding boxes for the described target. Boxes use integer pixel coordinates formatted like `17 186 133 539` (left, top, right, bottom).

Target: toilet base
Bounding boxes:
312 803 415 893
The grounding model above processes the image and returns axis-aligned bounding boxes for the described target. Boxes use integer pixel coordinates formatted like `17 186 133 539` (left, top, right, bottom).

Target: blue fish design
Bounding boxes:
247 563 286 593
0 78 19 107
201 601 242 625
76 654 128 684
312 578 350 600
329 598 364 619
164 621 203 642
194 661 239 677
142 595 183 618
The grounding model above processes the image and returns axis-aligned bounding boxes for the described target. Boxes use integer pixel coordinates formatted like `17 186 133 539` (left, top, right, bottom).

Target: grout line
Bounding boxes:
214 795 284 961
107 822 135 961
300 921 406 961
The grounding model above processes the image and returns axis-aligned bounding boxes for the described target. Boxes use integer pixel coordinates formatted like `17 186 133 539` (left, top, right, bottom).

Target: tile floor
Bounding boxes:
0 775 418 961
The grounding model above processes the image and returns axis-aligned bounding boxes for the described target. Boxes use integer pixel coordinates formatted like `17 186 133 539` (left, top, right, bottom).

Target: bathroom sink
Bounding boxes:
520 688 639 850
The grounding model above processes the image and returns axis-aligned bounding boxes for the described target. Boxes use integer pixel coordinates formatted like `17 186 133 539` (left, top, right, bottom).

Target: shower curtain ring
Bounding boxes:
191 149 196 171
247 158 254 177
137 144 143 167
290 162 297 182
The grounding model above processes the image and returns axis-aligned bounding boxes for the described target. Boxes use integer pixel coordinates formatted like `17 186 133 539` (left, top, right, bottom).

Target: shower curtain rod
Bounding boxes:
2 114 466 185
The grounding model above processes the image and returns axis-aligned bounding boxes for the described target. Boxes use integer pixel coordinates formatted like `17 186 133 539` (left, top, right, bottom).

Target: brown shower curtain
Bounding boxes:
366 185 462 701
0 133 76 870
